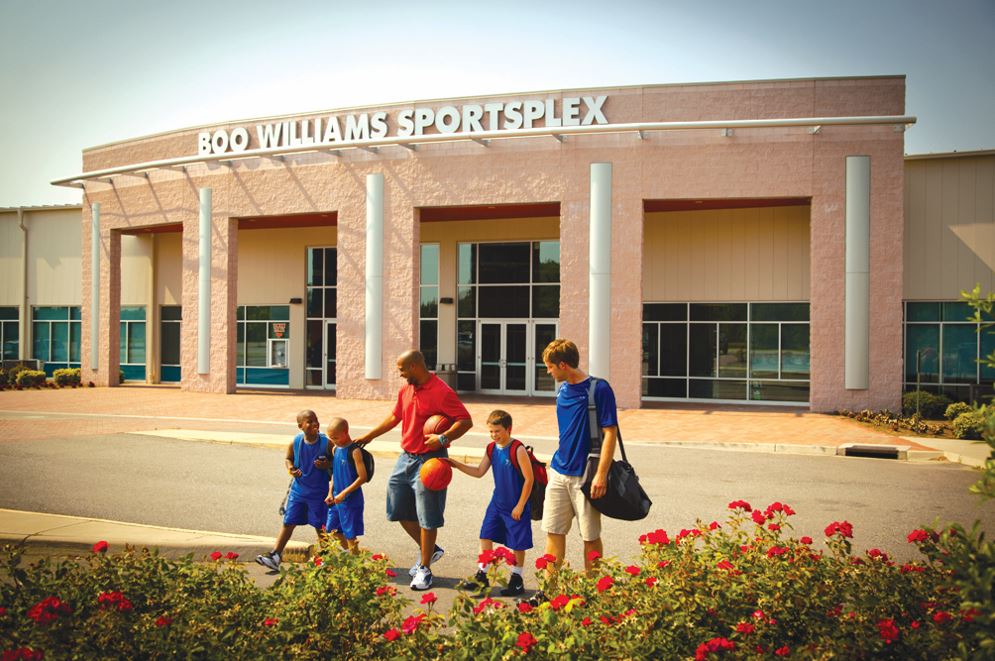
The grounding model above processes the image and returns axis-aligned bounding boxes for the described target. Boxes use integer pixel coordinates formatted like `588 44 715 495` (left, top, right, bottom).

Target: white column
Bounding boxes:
845 156 870 390
589 162 612 378
365 173 384 379
90 203 100 369
198 188 212 375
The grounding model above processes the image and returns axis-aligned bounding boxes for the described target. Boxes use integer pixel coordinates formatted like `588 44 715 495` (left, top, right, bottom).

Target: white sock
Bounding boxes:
478 563 490 572
511 565 524 576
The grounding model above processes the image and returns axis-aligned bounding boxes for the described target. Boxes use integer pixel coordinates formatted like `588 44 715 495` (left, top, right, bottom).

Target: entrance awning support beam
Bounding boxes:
589 162 612 380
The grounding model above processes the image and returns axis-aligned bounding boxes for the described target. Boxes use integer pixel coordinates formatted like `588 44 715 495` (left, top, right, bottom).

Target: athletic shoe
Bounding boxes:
409 545 445 576
457 569 489 593
256 551 281 571
500 573 525 597
410 565 433 591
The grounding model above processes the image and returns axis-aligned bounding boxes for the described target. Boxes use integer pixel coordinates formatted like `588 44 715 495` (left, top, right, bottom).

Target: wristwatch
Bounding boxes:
437 433 449 448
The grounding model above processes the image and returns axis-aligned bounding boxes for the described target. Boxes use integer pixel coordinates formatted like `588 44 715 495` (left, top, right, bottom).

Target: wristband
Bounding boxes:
438 433 449 448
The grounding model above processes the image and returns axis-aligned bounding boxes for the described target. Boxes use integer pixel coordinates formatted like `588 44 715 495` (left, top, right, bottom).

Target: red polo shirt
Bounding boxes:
392 374 471 454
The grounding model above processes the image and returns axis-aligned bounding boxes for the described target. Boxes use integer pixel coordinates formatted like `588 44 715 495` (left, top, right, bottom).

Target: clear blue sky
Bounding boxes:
1 0 992 205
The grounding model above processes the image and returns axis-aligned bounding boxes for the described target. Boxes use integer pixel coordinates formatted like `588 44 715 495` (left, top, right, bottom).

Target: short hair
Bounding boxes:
328 417 349 434
542 338 580 368
296 409 317 425
486 409 513 429
398 350 426 369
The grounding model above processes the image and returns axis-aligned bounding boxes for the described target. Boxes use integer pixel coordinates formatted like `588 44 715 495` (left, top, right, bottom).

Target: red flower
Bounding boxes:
751 510 767 526
550 594 570 611
736 622 755 634
910 620 921 629
728 500 752 512
402 614 426 635
766 546 789 558
657 560 671 569
383 628 401 641
516 632 538 654
907 529 936 544
866 548 890 563
312 556 323 567
2 649 44 661
0 607 5 617
587 550 602 562
385 569 397 578
962 608 982 623
210 551 223 561
92 540 109 554
225 551 239 560
27 596 72 625
621 608 637 619
624 565 641 576
645 577 658 587
473 597 503 615
641 529 670 545
709 521 721 530
768 524 781 532
824 521 853 538
371 553 385 561
420 592 437 606
695 637 736 660
716 560 736 572
478 549 496 566
877 618 900 643
263 617 278 627
599 615 614 626
774 646 790 656
534 553 557 570
375 585 396 597
932 611 953 624
596 575 614 592
581 616 593 627
517 602 534 614
155 615 172 628
800 536 813 545
900 563 925 574
752 610 765 620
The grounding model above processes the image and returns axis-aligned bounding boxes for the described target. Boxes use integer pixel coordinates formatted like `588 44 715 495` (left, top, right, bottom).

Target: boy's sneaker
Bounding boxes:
255 551 280 571
409 545 445 576
410 565 433 591
457 569 489 593
500 573 525 597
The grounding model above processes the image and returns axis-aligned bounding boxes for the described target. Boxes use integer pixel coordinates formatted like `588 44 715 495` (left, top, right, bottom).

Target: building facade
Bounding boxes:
1 76 986 410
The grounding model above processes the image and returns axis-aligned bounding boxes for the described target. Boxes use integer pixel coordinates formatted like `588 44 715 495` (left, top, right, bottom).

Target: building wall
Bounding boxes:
0 212 25 307
26 209 82 306
643 206 810 302
77 77 908 410
904 153 995 299
155 232 183 305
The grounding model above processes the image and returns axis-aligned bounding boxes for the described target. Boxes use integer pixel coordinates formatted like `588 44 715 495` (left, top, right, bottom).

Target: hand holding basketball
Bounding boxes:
423 414 451 437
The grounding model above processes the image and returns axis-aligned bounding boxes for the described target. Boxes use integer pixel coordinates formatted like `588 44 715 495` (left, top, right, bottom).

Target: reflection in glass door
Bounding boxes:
325 321 336 389
478 320 557 396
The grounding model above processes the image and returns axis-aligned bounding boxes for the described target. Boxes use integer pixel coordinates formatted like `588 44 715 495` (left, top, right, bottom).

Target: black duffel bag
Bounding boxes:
580 378 652 521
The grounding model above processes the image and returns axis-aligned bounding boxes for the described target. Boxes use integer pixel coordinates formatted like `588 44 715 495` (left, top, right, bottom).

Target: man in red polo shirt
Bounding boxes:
355 350 472 590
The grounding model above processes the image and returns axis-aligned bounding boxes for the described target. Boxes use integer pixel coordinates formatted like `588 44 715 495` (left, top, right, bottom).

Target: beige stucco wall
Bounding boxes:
0 212 25 307
155 232 183 305
643 206 810 301
77 76 908 411
420 217 558 366
904 153 995 299
121 235 152 306
26 209 82 306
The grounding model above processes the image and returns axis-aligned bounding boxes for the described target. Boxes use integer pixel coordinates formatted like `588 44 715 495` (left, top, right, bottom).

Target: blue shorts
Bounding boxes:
479 500 533 551
386 449 448 530
283 492 328 528
326 503 364 540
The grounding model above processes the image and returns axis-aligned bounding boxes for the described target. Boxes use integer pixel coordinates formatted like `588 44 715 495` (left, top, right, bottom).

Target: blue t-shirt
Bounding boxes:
290 432 331 499
331 444 365 507
490 441 527 512
550 377 618 477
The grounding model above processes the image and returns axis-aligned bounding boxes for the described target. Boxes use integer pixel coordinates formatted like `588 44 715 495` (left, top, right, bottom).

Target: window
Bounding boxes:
420 244 439 370
904 301 995 402
305 247 336 388
0 307 18 360
160 306 181 382
31 306 81 375
237 305 290 387
643 302 810 403
119 306 147 381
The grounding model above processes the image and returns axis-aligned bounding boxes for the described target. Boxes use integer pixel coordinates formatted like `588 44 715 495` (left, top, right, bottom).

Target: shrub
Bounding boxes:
15 370 46 388
5 363 33 387
952 409 987 440
902 391 952 419
0 367 6 387
945 401 973 420
52 368 81 387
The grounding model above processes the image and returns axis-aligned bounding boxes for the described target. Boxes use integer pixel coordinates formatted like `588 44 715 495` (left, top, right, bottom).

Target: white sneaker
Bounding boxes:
256 551 280 571
409 545 445 576
410 565 433 591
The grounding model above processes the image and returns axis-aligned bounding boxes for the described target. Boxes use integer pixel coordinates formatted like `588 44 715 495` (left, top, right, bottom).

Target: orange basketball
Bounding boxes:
419 457 453 491
423 414 451 437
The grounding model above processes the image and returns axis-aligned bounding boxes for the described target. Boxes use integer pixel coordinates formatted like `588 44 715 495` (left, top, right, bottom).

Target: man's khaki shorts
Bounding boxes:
540 467 602 542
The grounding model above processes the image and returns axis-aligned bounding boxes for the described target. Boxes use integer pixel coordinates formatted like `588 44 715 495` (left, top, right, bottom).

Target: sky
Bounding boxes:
0 0 993 206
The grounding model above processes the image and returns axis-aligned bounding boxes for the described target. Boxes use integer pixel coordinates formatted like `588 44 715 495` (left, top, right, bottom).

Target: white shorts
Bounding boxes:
540 467 602 542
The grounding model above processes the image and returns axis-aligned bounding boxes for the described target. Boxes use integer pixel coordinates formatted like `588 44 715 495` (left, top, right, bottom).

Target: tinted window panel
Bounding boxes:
690 303 747 322
751 303 809 321
478 243 530 284
532 285 559 318
644 304 687 322
478 286 529 318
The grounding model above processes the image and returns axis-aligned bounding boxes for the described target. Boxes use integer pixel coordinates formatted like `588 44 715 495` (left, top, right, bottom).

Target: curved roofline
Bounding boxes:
83 74 906 153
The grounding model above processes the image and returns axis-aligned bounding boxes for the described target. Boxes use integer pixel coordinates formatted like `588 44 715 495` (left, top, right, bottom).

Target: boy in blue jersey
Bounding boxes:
256 410 331 572
448 410 534 597
540 339 618 578
323 417 367 555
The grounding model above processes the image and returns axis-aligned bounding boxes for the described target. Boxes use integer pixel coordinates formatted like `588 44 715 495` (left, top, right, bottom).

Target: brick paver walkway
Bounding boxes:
0 385 934 450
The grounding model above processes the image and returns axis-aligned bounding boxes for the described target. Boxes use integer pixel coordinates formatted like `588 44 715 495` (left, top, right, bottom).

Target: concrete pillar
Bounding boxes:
90 203 100 369
365 173 383 380
589 162 612 379
198 188 212 375
844 156 870 390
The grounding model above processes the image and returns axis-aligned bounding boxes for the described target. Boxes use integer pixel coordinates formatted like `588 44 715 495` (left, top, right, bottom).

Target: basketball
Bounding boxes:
423 414 451 437
419 457 453 491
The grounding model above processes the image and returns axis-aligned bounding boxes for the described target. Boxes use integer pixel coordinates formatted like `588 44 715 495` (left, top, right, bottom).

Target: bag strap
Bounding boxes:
293 434 302 469
586 376 628 463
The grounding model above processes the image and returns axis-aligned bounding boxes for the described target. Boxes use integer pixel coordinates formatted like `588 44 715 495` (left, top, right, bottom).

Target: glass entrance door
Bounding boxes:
324 320 336 389
477 320 558 396
305 319 335 389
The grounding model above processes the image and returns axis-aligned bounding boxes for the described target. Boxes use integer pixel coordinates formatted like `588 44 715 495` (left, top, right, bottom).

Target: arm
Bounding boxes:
589 425 617 500
511 445 535 521
325 476 336 505
331 448 368 504
285 442 302 478
425 417 474 451
353 413 400 447
446 453 491 478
